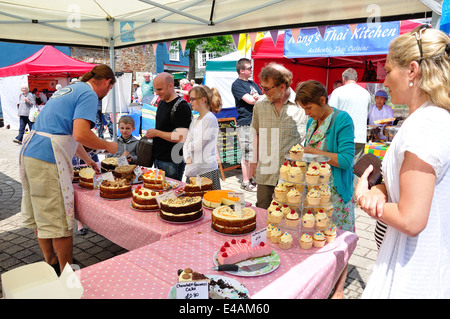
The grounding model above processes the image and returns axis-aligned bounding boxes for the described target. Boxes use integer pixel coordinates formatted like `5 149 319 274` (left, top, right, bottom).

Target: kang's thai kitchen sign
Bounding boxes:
284 21 400 58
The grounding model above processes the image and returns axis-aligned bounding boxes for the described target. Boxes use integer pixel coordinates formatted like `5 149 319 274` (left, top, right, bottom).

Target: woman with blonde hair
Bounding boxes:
183 85 222 189
356 26 450 298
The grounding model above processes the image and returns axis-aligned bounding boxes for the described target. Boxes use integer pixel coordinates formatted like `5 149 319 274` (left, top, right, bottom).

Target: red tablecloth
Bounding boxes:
78 207 358 299
73 179 216 251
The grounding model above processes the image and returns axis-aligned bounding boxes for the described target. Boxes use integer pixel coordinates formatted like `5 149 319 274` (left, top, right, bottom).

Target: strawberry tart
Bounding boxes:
217 238 272 265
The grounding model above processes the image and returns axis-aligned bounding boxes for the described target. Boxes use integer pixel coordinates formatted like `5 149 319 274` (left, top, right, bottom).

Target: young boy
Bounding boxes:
108 115 139 163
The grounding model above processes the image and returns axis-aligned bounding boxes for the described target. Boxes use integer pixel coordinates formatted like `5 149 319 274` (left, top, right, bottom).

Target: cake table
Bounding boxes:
74 178 211 251
78 207 358 299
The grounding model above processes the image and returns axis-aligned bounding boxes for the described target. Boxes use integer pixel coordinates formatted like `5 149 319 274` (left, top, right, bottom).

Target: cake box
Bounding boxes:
1 261 83 299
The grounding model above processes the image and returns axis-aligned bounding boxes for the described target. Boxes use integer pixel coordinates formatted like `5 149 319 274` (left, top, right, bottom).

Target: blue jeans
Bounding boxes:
16 115 33 141
96 110 113 139
154 159 186 181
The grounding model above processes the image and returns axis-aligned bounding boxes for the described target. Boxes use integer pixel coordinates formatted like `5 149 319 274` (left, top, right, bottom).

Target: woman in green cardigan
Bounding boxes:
295 80 355 231
296 80 356 299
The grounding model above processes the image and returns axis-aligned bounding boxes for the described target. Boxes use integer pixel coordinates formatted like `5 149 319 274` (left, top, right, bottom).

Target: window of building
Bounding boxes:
169 42 180 61
197 51 220 69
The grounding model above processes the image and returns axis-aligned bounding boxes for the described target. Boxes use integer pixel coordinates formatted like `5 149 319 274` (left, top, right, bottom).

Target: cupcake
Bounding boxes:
296 161 307 174
288 163 304 183
285 209 299 228
287 188 302 206
278 232 293 249
270 227 283 244
306 187 321 206
319 184 331 205
279 160 290 180
299 233 313 250
319 163 332 183
315 211 328 229
302 210 315 228
266 223 276 241
323 204 334 218
269 207 283 224
305 164 320 184
313 231 326 248
324 225 337 243
267 200 281 213
274 183 288 202
281 204 291 217
289 143 304 160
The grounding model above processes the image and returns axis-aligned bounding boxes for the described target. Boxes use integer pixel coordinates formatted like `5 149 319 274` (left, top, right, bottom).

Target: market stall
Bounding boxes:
71 144 358 299
251 20 424 92
78 207 357 299
74 178 189 251
0 45 96 130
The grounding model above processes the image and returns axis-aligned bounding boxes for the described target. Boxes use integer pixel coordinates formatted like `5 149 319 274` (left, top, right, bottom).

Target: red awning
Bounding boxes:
0 45 96 78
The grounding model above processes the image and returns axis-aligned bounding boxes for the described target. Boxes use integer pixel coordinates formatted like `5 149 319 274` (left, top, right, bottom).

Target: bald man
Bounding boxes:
145 72 192 180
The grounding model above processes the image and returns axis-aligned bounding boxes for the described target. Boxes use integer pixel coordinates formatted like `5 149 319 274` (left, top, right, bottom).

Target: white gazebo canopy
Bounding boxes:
0 0 432 138
0 0 431 49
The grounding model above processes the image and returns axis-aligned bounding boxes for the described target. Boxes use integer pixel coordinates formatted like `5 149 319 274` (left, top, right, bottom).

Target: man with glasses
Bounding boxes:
250 62 307 209
231 58 263 192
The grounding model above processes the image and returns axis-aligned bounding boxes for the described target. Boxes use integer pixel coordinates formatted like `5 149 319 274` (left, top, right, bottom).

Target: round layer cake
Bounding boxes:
78 166 96 189
184 177 213 197
142 169 166 190
72 165 88 182
159 196 203 222
211 206 256 235
131 186 163 211
113 164 137 183
202 190 240 209
99 178 132 199
101 157 118 173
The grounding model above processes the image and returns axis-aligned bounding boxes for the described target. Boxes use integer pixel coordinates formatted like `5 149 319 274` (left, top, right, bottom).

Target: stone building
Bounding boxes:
70 45 156 80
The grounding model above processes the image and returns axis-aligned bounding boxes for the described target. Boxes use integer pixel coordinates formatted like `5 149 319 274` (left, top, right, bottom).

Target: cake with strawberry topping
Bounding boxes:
217 238 272 265
131 186 163 210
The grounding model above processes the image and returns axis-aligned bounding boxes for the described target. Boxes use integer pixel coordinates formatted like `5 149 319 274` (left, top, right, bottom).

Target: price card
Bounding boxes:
196 175 202 186
228 192 245 206
155 190 176 207
117 156 128 167
101 171 115 182
133 166 142 179
229 191 244 217
176 281 209 299
251 228 267 248
93 176 103 189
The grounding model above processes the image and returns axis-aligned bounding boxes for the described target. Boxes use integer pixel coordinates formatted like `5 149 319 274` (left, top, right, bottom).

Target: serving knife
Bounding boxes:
211 262 269 272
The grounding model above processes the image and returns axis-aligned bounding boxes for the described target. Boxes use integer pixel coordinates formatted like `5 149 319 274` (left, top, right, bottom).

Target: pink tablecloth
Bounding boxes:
73 179 213 251
79 207 358 299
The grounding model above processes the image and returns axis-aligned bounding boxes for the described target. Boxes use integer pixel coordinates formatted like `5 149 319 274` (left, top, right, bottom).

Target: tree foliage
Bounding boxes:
178 35 235 79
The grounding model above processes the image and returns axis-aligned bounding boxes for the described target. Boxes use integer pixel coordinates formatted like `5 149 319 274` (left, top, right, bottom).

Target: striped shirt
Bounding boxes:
251 89 308 186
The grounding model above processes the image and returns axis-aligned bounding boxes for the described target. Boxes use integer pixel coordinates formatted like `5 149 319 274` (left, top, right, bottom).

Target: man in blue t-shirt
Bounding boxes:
231 58 262 192
20 65 118 275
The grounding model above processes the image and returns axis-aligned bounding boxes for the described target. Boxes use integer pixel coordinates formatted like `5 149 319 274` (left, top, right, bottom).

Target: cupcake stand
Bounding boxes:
267 153 338 254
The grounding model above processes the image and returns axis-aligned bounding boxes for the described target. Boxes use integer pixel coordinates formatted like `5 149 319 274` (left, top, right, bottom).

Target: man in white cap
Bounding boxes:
132 80 142 102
